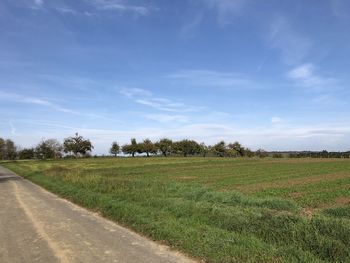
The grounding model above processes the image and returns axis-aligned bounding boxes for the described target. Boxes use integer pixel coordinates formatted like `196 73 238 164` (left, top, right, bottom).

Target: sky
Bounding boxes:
1 0 350 154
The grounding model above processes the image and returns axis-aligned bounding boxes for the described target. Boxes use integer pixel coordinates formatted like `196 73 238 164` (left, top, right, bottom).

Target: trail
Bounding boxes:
0 166 196 263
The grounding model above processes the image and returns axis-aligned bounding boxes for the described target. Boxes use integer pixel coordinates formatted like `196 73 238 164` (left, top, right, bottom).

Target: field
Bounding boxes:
2 157 350 262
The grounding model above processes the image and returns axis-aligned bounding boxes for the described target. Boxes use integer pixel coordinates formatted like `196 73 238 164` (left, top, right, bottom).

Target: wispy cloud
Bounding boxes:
267 16 340 100
28 0 152 17
9 120 17 135
34 0 44 7
312 94 345 106
287 63 336 90
30 0 44 10
271 117 283 124
331 0 350 19
204 0 247 26
91 0 150 15
120 87 152 98
144 114 189 123
180 13 203 38
0 92 122 122
0 92 77 114
119 87 202 112
269 15 311 65
29 0 80 15
168 70 256 89
55 7 78 15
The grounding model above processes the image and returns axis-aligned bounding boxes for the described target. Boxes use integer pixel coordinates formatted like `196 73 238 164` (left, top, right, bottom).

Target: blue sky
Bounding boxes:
1 0 350 154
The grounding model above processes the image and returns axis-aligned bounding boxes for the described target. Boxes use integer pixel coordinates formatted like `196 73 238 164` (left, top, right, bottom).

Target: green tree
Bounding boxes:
320 150 329 158
256 149 268 158
139 139 157 157
227 141 245 157
35 139 62 159
122 138 139 157
0 138 18 160
155 138 173 157
212 141 226 157
63 133 93 157
173 140 200 157
0 138 5 160
18 148 35 159
226 148 238 157
5 139 17 160
199 142 210 157
109 142 120 157
244 148 255 157
272 152 283 158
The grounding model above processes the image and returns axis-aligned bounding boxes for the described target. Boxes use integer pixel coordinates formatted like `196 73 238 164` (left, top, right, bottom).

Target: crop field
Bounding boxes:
2 157 350 262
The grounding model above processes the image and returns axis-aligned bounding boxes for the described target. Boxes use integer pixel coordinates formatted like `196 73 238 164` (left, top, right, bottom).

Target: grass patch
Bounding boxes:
323 205 350 220
2 157 350 262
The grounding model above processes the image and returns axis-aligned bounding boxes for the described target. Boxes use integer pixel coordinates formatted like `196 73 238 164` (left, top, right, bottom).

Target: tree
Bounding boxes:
18 148 35 159
139 139 157 157
227 141 245 157
272 152 283 158
109 142 120 157
0 138 5 160
35 139 62 159
244 148 255 157
320 150 329 158
0 138 18 160
199 143 210 157
212 141 226 157
173 140 201 157
226 148 238 157
122 138 139 157
155 138 173 157
63 133 93 157
5 139 17 160
256 149 268 158
121 144 132 157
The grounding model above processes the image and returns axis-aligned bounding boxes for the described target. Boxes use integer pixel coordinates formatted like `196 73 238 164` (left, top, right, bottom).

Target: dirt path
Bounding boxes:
0 166 196 263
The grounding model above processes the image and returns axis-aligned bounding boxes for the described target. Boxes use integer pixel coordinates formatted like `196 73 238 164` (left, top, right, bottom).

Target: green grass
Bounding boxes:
2 157 350 262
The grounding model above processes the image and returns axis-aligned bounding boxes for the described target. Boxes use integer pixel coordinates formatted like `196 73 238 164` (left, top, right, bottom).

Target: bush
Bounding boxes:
272 153 284 158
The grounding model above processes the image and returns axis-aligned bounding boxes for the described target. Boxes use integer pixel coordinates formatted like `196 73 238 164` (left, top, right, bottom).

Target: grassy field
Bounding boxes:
2 157 350 262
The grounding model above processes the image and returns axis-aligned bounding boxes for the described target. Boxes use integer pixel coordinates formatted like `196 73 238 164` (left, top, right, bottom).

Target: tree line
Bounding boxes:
113 138 258 158
288 150 350 158
0 133 93 160
1 133 349 160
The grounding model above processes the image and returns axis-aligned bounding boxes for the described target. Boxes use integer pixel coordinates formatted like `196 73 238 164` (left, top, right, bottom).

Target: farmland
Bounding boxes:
2 157 350 262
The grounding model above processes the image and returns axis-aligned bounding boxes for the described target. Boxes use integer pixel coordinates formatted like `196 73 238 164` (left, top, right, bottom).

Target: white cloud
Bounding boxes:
180 14 203 38
287 63 335 89
30 0 44 9
331 0 350 19
119 87 152 98
29 0 151 16
55 7 78 15
119 87 202 112
271 117 283 124
204 0 247 26
269 15 311 65
144 114 189 123
312 94 344 106
91 0 150 15
34 0 44 7
0 92 118 121
9 121 17 135
168 70 256 89
180 0 246 34
0 92 77 114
